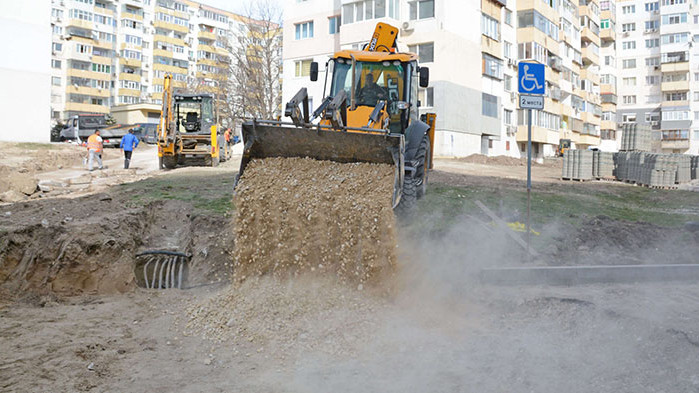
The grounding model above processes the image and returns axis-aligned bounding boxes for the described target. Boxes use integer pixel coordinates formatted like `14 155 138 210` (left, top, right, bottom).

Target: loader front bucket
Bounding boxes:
236 120 405 207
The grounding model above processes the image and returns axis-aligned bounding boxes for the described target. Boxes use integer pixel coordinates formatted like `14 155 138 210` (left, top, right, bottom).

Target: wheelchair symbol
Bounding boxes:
520 65 543 92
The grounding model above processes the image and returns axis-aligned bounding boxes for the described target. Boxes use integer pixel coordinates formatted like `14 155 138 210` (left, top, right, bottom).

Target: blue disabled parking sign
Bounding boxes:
518 62 545 95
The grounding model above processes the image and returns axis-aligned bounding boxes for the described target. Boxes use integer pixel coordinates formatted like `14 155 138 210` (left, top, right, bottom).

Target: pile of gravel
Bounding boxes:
232 157 397 285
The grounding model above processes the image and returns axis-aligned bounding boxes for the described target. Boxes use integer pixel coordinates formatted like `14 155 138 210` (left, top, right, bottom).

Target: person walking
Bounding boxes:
86 130 103 171
120 128 140 169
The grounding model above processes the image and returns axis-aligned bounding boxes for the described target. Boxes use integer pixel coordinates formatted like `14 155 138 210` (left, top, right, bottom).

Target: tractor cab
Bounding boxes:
174 93 215 135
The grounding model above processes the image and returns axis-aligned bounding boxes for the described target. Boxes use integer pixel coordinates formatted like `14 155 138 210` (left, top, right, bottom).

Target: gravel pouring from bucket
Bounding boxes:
235 119 405 207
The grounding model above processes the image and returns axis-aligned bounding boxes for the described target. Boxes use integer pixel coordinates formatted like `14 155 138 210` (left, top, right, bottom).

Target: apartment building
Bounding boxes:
49 0 246 124
283 0 519 158
1 1 51 143
599 0 620 151
616 0 699 154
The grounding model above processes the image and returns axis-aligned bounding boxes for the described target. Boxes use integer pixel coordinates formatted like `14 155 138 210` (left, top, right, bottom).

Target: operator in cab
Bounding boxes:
357 73 388 106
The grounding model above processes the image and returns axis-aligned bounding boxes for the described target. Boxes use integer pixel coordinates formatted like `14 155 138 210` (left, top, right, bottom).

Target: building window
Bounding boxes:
622 59 636 68
418 87 434 107
52 8 63 18
504 41 512 59
622 5 635 13
92 63 111 73
482 93 498 118
645 2 659 11
69 9 93 21
600 19 610 29
52 77 61 86
623 95 637 104
665 92 687 101
645 57 660 66
52 42 62 52
481 13 500 41
661 130 689 140
645 39 659 48
504 74 512 91
645 20 659 30
622 41 636 50
482 53 503 80
623 114 637 122
52 25 62 35
661 33 689 44
504 109 513 125
662 111 690 121
409 0 434 20
76 44 91 54
328 16 340 34
662 13 688 25
694 92 699 101
51 59 61 69
622 23 636 32
623 77 637 86
646 75 660 85
504 9 512 26
517 10 559 40
294 59 312 77
408 42 434 63
295 21 314 40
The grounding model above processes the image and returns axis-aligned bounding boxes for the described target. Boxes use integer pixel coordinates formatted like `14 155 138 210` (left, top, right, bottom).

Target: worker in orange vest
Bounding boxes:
86 130 103 171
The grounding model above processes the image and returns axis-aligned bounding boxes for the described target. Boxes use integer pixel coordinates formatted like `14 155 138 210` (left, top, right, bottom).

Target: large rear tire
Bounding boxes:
397 134 429 212
162 155 177 169
211 156 220 167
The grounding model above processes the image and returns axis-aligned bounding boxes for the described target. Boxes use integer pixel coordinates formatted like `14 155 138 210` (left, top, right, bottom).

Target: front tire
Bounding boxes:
162 155 177 169
397 134 430 212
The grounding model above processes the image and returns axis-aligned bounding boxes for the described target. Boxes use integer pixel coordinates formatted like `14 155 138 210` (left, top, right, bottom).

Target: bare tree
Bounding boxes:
229 1 283 121
186 0 282 129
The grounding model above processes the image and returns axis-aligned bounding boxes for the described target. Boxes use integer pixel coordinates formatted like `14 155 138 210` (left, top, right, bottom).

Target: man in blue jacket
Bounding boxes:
120 128 140 169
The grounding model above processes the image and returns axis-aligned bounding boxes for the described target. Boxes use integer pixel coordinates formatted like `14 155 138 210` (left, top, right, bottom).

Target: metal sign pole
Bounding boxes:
527 108 532 263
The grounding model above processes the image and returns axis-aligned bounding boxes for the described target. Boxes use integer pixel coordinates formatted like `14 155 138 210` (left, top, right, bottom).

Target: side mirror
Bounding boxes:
419 67 429 88
310 61 319 81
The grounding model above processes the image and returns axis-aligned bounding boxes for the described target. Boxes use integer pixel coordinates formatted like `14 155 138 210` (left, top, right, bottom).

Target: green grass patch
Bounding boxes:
418 182 698 228
118 173 236 215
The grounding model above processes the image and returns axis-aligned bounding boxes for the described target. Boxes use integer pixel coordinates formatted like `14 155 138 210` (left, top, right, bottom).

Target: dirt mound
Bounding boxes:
183 276 386 356
0 195 233 299
233 157 397 285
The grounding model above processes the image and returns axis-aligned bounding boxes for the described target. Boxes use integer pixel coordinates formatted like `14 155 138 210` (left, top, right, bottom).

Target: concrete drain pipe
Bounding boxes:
135 250 191 289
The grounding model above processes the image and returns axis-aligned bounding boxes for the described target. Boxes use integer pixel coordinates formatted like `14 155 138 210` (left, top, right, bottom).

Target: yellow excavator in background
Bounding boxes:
236 22 436 209
157 74 230 169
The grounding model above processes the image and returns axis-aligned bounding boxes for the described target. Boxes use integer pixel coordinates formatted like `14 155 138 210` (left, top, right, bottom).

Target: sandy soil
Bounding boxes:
1 146 699 392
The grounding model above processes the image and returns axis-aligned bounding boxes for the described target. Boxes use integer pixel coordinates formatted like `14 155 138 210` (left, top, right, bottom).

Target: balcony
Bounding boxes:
662 99 689 108
661 62 689 72
661 80 689 92
153 48 173 58
119 72 141 82
661 139 690 150
601 93 617 104
600 28 614 42
153 20 188 34
66 85 111 98
66 68 111 81
198 30 216 40
66 19 93 30
65 102 109 114
581 26 599 43
121 12 144 21
119 57 142 68
118 88 140 97
581 45 599 65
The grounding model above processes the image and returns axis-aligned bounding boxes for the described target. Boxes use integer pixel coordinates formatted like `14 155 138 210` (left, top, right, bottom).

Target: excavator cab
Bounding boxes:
236 22 436 209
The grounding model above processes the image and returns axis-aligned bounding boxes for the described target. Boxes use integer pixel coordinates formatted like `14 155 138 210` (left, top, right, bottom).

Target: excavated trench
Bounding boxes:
0 197 233 300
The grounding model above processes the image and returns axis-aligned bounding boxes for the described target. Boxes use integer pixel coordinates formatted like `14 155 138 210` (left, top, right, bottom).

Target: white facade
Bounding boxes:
616 0 699 154
0 1 52 143
283 0 518 158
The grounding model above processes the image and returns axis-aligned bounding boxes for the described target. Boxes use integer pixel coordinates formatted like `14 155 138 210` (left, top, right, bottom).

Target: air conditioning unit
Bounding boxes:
651 121 659 126
145 63 149 68
401 21 414 32
622 32 629 37
508 58 517 67
654 65 660 70
506 125 517 135
652 9 659 14
56 17 62 22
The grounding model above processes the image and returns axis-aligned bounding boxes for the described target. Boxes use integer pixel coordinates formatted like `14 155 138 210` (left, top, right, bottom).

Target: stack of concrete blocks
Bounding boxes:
562 150 593 180
672 154 692 184
593 151 615 179
620 123 652 152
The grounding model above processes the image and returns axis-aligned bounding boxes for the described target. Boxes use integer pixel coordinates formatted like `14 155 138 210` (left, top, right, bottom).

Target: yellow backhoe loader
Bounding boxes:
236 22 436 209
157 74 230 169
